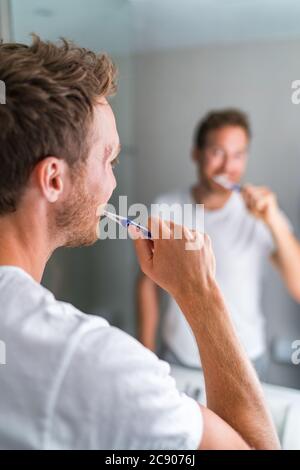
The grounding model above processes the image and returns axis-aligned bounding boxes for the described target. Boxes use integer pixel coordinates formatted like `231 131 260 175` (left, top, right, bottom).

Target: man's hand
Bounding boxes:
242 184 280 227
130 216 280 450
129 217 216 302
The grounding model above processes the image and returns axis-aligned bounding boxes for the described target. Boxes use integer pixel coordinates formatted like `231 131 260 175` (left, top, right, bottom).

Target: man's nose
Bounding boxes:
222 155 233 173
219 154 231 172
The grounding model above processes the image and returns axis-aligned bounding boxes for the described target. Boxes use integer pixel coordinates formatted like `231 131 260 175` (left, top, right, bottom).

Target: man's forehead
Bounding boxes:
94 98 113 121
92 100 119 147
207 127 248 144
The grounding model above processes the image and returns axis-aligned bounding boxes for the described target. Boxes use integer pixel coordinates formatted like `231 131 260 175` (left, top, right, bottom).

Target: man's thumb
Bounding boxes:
129 226 153 273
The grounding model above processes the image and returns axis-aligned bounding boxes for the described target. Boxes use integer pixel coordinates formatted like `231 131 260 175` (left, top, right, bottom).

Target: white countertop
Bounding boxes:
170 364 300 450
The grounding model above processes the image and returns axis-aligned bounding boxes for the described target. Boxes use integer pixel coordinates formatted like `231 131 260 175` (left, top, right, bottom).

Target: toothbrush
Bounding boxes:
103 210 152 239
213 175 242 192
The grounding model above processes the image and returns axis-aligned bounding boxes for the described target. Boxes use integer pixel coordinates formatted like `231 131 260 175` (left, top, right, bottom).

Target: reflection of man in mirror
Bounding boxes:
138 109 300 380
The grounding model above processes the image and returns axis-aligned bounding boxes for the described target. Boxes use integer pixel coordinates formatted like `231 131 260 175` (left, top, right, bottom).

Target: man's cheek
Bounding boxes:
206 159 221 173
100 177 116 203
233 166 245 179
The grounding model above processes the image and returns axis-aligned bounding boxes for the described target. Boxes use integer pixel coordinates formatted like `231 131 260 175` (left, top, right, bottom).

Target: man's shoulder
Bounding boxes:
0 266 158 361
0 265 109 341
72 322 168 376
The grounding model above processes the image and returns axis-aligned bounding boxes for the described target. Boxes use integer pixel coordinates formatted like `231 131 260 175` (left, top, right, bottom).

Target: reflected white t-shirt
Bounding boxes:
152 189 284 366
0 266 202 450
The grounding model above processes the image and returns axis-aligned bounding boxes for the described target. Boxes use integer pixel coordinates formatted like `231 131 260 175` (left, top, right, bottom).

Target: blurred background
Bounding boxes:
1 0 300 388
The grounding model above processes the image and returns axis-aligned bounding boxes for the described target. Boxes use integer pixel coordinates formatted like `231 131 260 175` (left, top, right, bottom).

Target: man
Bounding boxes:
0 37 279 450
138 109 300 377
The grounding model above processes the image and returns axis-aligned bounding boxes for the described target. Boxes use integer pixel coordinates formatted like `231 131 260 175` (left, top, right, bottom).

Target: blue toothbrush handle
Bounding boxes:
125 219 152 239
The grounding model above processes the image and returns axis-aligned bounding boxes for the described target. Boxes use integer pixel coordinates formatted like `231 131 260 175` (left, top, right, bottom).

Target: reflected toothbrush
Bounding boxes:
213 175 242 192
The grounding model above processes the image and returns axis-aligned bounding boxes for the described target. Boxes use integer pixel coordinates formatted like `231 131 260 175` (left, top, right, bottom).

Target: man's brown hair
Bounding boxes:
194 108 251 150
0 35 117 216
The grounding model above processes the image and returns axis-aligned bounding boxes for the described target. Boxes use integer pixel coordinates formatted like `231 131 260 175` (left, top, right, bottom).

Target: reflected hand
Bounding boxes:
242 184 280 227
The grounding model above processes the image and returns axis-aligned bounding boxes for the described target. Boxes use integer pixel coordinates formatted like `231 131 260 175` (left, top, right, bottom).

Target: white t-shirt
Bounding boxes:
0 266 202 450
152 189 283 366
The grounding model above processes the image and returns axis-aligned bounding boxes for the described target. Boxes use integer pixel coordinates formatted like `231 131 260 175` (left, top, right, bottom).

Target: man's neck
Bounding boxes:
192 181 232 211
0 211 54 283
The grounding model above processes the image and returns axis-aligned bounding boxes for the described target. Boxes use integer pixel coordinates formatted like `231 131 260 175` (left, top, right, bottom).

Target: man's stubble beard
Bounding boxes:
53 169 100 248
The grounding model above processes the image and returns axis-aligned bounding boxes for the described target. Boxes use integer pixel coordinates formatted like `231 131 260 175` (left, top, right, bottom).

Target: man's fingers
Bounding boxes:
161 219 189 240
129 225 154 274
256 196 270 211
148 216 171 240
242 185 273 213
243 185 270 200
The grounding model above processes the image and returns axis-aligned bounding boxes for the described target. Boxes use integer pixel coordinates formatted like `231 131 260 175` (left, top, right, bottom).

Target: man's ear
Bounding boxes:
33 157 66 203
192 147 202 163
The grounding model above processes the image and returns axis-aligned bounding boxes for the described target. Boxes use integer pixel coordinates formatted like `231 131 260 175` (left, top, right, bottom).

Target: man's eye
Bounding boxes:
111 156 120 169
212 149 224 157
235 152 247 160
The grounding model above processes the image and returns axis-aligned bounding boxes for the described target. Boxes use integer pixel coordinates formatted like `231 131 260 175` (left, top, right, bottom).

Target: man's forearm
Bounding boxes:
137 275 159 351
175 280 280 450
